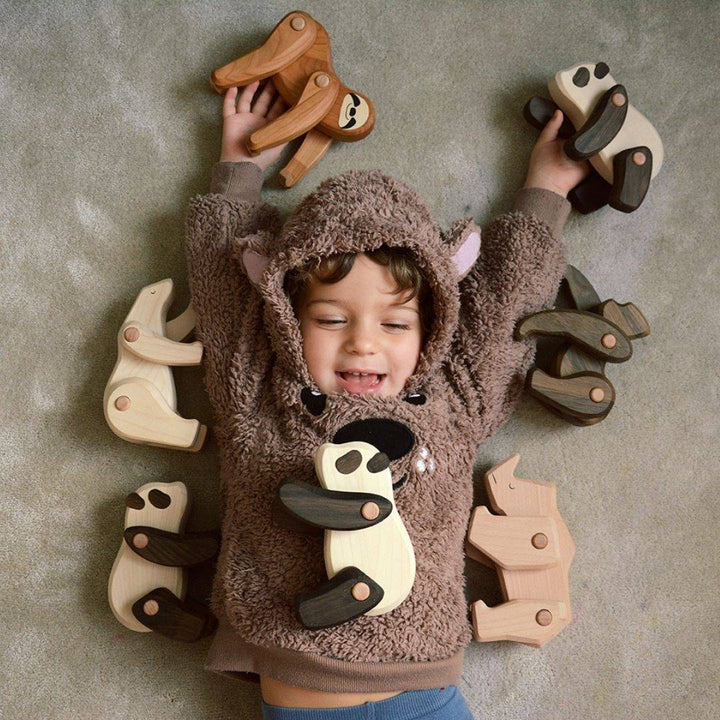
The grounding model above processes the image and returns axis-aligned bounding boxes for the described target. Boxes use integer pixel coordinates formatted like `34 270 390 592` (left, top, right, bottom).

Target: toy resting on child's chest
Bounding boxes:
525 62 664 213
211 10 375 187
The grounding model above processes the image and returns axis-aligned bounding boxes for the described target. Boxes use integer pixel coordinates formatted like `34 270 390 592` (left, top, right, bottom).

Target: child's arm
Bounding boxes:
449 111 589 439
185 82 287 422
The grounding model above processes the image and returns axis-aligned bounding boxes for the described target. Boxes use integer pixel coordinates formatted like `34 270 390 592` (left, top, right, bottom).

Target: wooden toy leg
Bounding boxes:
296 566 384 630
609 146 654 213
106 378 207 451
472 598 569 647
279 129 333 187
568 170 612 214
523 96 575 137
526 367 615 426
132 587 217 642
124 526 219 567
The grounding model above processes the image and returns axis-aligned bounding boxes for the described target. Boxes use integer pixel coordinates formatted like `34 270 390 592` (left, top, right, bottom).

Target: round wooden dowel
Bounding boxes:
532 533 548 549
612 93 626 107
632 151 647 166
315 74 330 88
536 609 553 626
601 333 617 349
589 387 605 403
361 502 380 521
123 327 140 342
133 533 149 549
143 599 159 616
290 16 306 30
352 582 370 601
115 396 131 411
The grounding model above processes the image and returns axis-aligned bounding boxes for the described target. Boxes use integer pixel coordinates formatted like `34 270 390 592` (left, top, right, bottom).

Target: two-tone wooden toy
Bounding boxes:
108 480 219 642
278 440 415 629
525 61 664 213
516 265 650 425
211 10 375 187
465 455 574 647
104 278 207 451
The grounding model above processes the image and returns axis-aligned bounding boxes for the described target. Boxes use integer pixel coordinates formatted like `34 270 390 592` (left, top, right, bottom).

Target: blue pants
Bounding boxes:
261 686 474 719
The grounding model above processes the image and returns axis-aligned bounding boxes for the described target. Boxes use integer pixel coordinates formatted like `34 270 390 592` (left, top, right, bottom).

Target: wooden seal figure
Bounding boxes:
278 440 416 629
104 278 206 452
466 454 575 647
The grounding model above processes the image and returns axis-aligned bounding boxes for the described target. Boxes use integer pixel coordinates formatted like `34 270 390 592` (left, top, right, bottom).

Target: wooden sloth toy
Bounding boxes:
278 440 415 629
211 10 375 187
516 265 650 426
104 279 207 452
525 61 664 213
108 480 219 642
466 455 574 647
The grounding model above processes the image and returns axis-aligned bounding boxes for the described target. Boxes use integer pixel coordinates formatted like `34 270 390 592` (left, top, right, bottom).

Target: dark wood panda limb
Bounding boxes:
124 526 219 567
564 84 628 160
132 587 218 642
296 566 384 630
278 480 393 530
609 146 653 212
523 96 575 137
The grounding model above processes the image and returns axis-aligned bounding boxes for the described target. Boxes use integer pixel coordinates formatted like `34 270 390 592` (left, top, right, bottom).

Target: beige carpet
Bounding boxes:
2 1 718 718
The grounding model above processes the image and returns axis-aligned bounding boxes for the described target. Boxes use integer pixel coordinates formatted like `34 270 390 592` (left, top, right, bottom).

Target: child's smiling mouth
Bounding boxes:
336 371 386 393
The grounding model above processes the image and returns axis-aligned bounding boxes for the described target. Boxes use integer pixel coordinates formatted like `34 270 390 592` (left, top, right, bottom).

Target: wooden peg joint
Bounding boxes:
536 609 553 626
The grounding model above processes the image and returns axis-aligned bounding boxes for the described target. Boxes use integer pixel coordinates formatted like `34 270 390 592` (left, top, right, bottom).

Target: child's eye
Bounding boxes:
316 319 345 325
384 323 410 330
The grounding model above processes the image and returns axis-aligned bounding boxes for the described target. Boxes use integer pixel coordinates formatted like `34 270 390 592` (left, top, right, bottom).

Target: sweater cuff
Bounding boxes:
514 187 571 239
210 162 264 204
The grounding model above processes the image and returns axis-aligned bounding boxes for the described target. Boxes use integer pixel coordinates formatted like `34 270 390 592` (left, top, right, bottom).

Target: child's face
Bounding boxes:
297 254 423 397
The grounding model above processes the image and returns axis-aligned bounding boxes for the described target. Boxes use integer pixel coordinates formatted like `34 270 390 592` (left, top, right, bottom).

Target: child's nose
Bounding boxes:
345 324 378 355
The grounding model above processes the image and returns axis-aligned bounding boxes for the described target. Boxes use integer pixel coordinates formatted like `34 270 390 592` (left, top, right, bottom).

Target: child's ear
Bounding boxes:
444 220 481 281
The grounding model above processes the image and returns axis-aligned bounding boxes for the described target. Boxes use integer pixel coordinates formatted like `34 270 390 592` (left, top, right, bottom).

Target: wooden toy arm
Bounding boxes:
120 323 203 366
124 526 219 567
515 309 632 363
210 11 317 92
278 480 392 530
165 304 196 342
247 71 339 155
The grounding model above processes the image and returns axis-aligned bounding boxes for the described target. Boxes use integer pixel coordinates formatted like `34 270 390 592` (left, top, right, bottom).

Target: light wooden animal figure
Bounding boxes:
211 10 375 187
104 278 206 452
466 454 575 647
108 480 218 642
278 440 415 629
525 61 663 212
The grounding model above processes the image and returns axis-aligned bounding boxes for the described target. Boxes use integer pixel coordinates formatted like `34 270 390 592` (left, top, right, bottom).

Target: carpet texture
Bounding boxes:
2 1 718 718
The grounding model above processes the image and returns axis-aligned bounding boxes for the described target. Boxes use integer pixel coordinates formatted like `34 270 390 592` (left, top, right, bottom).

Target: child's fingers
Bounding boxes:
222 87 238 118
252 80 276 116
538 109 563 143
266 94 286 122
237 81 260 114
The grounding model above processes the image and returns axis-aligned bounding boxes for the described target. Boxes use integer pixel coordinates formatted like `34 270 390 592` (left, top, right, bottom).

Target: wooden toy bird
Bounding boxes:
211 10 375 187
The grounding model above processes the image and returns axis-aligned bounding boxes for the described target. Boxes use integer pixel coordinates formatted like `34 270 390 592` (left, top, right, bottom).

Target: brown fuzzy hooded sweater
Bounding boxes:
185 161 569 692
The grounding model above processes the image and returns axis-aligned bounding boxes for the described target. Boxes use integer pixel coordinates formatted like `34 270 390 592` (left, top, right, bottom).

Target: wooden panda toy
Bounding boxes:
278 440 416 629
108 480 219 642
525 61 664 213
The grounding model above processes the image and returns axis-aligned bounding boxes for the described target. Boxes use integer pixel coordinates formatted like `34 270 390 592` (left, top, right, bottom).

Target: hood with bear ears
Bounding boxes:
237 169 481 394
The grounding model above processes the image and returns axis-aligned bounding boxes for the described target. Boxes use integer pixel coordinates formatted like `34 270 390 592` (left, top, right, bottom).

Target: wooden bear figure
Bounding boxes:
108 480 219 642
104 278 207 452
525 61 664 213
466 455 574 647
278 440 416 629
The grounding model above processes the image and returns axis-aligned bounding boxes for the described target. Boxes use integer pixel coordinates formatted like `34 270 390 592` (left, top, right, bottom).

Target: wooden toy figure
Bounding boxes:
108 480 219 642
515 265 650 425
104 279 207 452
524 62 664 213
466 455 575 647
278 440 415 629
211 10 375 187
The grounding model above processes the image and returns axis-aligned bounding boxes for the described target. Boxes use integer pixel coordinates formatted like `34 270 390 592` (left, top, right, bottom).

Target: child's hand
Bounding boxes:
220 80 288 171
523 109 591 197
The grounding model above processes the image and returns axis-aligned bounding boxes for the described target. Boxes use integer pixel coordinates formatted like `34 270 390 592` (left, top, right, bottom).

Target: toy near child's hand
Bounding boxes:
524 110 591 197
220 81 289 171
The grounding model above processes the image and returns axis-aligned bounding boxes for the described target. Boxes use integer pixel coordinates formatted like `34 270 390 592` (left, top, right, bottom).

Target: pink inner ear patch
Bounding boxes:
242 248 269 286
452 231 481 278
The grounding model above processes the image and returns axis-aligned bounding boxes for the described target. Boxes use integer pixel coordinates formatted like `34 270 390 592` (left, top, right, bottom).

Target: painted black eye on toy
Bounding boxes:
595 62 610 79
148 489 171 508
572 67 590 88
125 492 145 510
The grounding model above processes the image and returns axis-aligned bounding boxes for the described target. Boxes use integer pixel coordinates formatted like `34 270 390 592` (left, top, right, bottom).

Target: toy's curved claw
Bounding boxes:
211 11 317 92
